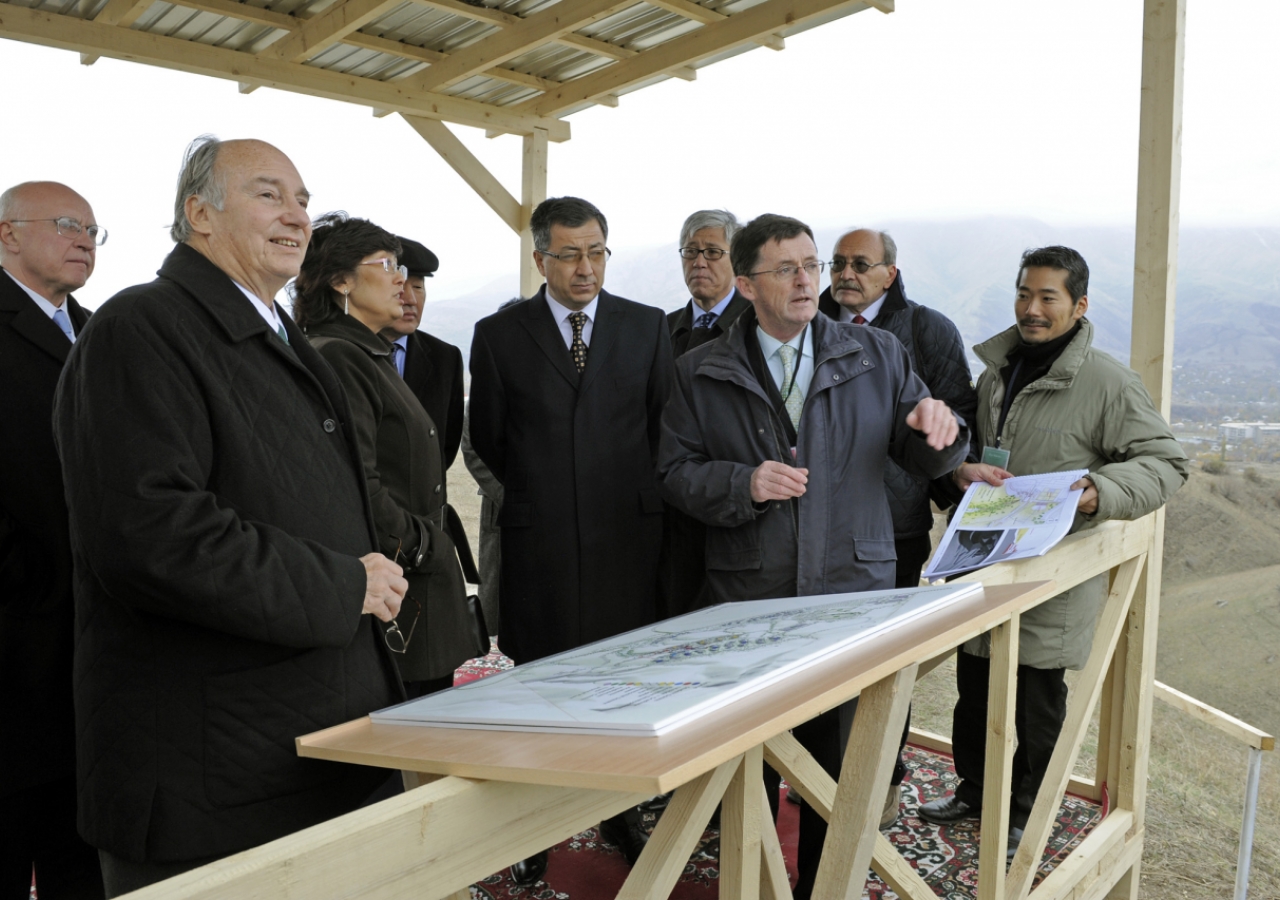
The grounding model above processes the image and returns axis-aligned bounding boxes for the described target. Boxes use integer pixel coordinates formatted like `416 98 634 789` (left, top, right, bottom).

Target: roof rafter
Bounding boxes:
0 1 570 138
645 0 784 50
524 0 885 117
260 0 406 62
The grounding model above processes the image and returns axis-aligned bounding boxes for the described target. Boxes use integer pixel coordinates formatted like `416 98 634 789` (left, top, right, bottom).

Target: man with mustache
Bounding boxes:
919 245 1187 862
658 213 968 900
469 196 673 877
53 137 406 894
818 227 978 826
0 181 105 899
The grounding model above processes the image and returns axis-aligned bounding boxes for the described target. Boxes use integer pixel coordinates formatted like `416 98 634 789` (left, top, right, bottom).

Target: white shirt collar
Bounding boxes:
393 335 409 350
3 267 70 322
838 290 888 324
231 280 284 333
691 288 735 322
756 323 812 361
547 293 599 325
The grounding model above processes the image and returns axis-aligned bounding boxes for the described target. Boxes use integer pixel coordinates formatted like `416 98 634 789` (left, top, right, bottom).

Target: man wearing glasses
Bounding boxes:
0 182 105 898
818 229 978 826
658 214 968 900
53 139 405 895
469 196 672 875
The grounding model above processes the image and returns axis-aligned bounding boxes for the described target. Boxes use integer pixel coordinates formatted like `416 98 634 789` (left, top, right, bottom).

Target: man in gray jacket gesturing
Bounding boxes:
919 245 1188 861
658 213 969 900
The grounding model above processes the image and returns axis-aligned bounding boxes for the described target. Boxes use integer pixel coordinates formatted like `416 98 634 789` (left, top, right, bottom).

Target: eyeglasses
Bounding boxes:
679 246 727 261
539 247 611 265
747 261 827 281
830 257 888 275
361 258 409 280
383 538 420 654
9 217 108 246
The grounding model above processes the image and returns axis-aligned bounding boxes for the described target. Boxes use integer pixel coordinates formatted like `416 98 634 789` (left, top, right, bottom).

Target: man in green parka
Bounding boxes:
918 245 1188 859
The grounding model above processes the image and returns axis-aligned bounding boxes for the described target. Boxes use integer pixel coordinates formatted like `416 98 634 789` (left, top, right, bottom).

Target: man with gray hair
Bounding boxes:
1 181 105 899
668 209 751 357
53 137 406 894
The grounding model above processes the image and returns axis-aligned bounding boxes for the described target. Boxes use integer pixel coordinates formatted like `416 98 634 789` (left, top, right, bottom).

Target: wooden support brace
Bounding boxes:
617 756 740 900
811 664 916 900
976 614 1019 900
1004 554 1146 900
722 744 764 900
518 127 548 298
401 114 522 233
759 781 793 900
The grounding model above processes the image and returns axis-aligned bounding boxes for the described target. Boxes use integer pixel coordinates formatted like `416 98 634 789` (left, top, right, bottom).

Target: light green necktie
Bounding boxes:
778 344 803 429
276 323 289 344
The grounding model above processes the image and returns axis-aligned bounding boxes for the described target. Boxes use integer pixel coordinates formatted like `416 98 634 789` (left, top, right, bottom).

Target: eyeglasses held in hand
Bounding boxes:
10 216 108 246
830 257 889 275
361 258 409 280
747 260 827 281
679 246 727 261
538 247 611 265
383 537 420 653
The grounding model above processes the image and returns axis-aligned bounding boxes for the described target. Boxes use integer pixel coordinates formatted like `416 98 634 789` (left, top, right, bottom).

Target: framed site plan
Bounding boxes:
371 583 982 736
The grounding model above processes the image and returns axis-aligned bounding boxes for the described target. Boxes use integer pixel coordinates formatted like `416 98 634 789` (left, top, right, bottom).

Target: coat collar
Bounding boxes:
975 318 1095 389
817 270 910 322
672 289 752 336
696 307 866 390
0 268 89 365
520 286 623 392
306 313 395 358
159 243 279 345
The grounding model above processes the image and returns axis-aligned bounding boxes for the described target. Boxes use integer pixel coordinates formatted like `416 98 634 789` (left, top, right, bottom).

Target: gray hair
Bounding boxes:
679 209 740 249
834 228 898 266
170 135 228 243
0 184 25 222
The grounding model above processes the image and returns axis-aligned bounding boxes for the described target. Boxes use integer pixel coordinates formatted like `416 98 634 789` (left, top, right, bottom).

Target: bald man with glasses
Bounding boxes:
0 181 105 899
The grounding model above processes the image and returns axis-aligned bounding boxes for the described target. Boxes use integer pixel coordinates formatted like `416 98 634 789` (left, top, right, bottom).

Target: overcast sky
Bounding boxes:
1 0 1277 307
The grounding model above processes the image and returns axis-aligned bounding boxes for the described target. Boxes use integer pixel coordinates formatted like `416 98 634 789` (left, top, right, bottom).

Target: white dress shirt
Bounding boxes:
837 290 888 324
3 268 76 338
756 324 815 401
547 294 598 348
232 281 287 337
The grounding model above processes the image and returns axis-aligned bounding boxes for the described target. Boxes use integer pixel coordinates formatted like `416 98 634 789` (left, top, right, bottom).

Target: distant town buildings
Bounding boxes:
1219 421 1280 442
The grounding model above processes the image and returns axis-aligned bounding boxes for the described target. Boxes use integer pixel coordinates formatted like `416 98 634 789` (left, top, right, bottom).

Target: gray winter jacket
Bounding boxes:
658 310 969 606
961 320 1188 669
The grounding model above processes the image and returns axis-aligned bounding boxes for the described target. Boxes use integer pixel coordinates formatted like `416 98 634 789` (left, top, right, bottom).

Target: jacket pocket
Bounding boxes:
705 527 762 571
638 487 665 515
852 538 897 562
498 501 534 528
203 653 345 808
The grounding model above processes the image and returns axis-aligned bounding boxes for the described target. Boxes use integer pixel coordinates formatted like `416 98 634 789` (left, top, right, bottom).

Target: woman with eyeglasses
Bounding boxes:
293 213 483 697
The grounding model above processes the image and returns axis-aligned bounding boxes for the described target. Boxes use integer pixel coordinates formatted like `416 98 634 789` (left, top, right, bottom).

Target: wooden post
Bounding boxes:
520 127 549 298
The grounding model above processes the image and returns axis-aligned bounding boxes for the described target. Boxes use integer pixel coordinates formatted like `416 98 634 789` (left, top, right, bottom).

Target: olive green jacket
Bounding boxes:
962 319 1188 669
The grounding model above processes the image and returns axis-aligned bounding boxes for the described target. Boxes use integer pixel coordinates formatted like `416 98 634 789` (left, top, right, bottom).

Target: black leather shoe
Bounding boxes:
600 812 649 866
509 851 548 886
918 793 981 825
1007 827 1024 863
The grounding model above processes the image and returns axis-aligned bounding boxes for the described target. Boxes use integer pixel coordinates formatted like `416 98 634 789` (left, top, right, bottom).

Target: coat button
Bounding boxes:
862 359 870 366
832 374 840 382
758 428 765 435
434 484 442 494
429 428 436 437
323 419 336 433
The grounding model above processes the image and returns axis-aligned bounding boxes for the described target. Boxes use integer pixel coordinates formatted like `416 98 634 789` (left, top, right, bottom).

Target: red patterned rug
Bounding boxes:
454 646 1103 899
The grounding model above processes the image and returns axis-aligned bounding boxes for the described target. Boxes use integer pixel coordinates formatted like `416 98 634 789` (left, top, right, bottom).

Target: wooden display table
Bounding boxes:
298 581 1058 900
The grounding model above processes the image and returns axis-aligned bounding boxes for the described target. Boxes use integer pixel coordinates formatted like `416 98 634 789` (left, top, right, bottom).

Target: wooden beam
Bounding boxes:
518 127 548 298
92 0 148 27
1154 681 1274 751
1131 0 1185 417
401 115 522 232
417 0 519 26
644 0 784 50
557 31 637 59
174 0 298 29
402 0 634 92
975 616 1018 900
344 29 447 62
720 745 763 900
523 0 874 117
79 51 98 64
238 80 258 93
0 2 571 139
260 0 406 63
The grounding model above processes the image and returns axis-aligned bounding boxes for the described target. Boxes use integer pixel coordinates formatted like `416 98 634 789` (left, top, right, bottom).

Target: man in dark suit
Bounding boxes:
0 181 105 900
469 196 672 874
380 237 465 471
54 137 406 896
658 209 753 619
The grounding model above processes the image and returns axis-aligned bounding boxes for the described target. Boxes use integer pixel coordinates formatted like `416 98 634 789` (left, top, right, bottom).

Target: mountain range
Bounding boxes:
413 217 1280 373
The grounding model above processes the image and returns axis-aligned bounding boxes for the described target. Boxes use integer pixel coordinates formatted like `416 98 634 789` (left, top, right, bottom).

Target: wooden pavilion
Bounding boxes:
0 0 1198 897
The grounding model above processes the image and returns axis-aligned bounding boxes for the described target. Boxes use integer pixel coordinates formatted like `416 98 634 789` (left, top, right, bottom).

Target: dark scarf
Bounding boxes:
1000 319 1083 404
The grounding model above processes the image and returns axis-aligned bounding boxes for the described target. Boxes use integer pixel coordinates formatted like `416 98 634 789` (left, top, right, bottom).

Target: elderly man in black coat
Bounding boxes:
53 137 406 896
0 181 104 900
658 214 968 900
469 196 672 876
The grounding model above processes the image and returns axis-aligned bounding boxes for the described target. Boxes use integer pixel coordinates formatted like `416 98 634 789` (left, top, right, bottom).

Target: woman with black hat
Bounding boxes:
293 213 483 696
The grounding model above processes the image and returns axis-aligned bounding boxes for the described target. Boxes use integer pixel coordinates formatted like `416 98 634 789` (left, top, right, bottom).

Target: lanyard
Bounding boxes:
995 358 1023 449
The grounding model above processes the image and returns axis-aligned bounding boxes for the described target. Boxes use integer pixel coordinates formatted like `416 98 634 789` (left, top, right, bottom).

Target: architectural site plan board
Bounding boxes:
371 583 982 736
925 470 1088 580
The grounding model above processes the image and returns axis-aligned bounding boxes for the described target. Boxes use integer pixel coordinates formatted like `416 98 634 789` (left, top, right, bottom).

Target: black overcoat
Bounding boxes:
402 329 466 471
53 244 403 863
468 287 673 664
0 272 90 799
309 315 482 682
665 289 752 357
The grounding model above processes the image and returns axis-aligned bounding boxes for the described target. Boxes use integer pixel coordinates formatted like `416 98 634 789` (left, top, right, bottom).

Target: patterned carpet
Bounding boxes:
454 646 1103 900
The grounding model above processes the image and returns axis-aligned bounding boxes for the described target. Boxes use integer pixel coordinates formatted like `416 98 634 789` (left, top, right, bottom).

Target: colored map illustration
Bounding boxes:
959 475 1079 529
372 583 982 736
